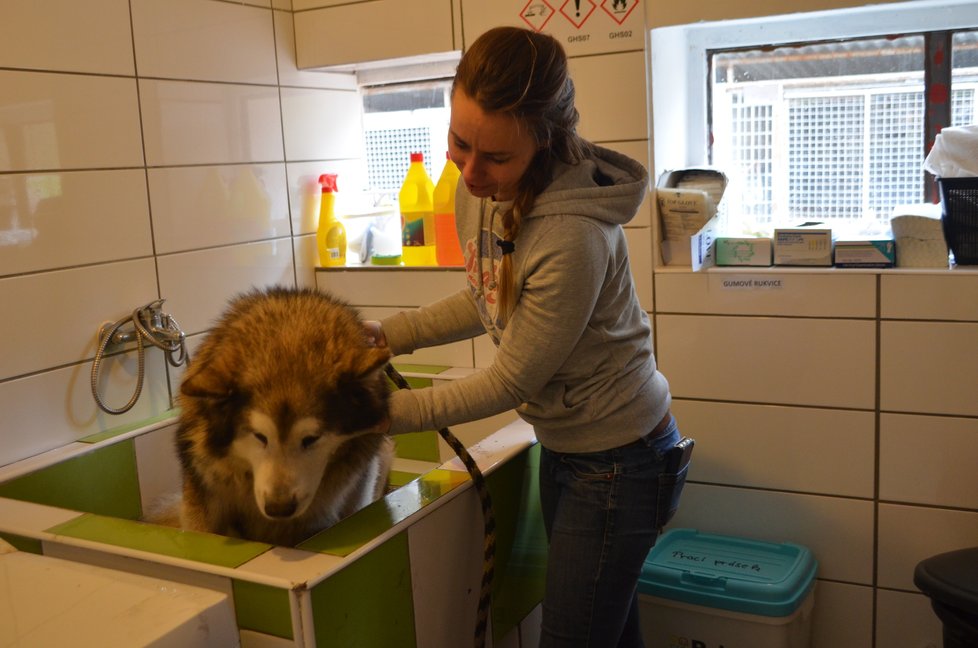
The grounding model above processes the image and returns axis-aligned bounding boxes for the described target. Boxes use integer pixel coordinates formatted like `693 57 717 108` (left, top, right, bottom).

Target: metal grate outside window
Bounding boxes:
787 95 866 220
364 126 433 193
729 93 774 222
869 91 925 216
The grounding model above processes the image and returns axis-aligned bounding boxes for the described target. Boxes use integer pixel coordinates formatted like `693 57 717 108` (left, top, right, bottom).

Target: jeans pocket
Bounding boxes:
654 462 689 529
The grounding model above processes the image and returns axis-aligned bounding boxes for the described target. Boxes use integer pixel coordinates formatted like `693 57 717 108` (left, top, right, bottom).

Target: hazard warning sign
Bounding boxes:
520 0 556 32
600 0 639 25
559 0 597 28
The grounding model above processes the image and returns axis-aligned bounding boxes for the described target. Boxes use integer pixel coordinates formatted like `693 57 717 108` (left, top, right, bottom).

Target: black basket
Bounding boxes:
938 177 978 265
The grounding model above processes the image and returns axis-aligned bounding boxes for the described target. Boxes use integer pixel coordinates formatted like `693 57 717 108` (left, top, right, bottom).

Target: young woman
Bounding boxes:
366 26 683 647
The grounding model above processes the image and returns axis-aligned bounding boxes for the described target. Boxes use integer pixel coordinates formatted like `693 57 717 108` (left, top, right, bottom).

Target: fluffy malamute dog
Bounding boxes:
172 286 394 546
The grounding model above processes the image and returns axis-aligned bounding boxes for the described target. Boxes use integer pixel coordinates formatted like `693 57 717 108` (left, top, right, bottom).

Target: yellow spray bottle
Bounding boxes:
316 173 346 267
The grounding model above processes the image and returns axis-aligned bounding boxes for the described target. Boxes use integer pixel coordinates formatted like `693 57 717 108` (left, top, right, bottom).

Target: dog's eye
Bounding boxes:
253 432 268 446
301 435 320 449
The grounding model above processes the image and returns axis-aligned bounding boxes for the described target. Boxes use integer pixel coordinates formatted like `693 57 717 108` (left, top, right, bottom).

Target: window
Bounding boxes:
352 52 460 204
710 32 978 231
650 1 978 235
362 79 452 197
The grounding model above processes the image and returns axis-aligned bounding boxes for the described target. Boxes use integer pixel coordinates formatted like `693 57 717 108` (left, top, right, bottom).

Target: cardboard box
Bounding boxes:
716 237 773 266
656 168 727 266
833 239 895 268
774 227 833 266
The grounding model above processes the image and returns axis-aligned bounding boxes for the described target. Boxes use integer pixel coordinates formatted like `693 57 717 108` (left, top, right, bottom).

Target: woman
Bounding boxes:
367 26 682 647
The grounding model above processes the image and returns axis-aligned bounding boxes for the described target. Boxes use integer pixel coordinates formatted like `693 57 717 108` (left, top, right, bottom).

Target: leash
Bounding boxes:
385 364 496 648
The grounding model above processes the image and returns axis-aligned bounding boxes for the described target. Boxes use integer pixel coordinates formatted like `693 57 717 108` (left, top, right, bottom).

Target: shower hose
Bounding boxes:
385 363 496 648
91 299 187 415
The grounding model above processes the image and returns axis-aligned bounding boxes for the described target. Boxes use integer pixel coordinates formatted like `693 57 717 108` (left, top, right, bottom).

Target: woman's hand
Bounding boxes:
363 320 387 348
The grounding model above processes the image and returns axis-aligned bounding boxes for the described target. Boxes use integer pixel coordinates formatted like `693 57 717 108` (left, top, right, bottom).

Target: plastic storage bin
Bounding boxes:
638 528 818 648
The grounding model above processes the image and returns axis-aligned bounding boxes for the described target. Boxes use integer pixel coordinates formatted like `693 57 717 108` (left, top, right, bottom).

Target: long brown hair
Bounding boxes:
452 26 591 324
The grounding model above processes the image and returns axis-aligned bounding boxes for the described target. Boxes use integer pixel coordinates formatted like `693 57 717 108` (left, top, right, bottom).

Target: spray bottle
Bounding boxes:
316 173 346 267
399 153 437 266
433 152 464 266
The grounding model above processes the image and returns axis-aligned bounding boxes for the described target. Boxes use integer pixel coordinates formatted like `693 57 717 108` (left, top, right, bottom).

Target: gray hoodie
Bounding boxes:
381 145 671 453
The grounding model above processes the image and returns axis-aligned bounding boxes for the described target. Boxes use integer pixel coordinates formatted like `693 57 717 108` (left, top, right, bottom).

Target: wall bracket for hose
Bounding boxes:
91 299 188 415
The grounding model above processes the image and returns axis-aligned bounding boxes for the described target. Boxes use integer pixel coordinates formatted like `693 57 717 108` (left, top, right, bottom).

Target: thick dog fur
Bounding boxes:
171 286 394 546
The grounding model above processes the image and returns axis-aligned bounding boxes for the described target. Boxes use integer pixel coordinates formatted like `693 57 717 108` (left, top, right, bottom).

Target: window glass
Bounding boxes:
361 80 452 200
710 36 930 232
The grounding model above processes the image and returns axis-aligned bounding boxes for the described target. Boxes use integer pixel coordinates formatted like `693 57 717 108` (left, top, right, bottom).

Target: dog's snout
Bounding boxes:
263 496 298 519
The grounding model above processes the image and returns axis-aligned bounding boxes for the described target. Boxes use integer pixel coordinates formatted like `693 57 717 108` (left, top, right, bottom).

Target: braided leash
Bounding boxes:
385 364 496 648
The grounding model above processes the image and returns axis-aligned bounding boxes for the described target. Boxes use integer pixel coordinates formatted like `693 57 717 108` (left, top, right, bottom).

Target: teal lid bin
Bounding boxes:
639 528 818 618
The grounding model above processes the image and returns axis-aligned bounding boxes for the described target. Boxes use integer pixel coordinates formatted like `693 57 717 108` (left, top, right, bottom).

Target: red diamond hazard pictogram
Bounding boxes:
560 0 597 28
600 0 639 25
520 0 556 32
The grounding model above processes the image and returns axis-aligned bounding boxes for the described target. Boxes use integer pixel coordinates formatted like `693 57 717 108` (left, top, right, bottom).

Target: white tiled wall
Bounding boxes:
0 0 359 467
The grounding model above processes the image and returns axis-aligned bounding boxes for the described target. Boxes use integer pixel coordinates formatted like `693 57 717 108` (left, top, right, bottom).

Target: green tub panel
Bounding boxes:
233 579 294 640
46 514 271 568
299 468 470 557
0 440 142 520
486 443 548 640
310 531 416 648
392 430 441 463
77 408 178 444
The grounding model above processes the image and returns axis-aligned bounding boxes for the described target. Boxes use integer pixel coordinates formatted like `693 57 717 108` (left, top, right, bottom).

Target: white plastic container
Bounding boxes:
639 528 817 648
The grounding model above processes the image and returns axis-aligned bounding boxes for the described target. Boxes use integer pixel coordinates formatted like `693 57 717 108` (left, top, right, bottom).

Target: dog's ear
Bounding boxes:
180 361 235 400
327 346 392 433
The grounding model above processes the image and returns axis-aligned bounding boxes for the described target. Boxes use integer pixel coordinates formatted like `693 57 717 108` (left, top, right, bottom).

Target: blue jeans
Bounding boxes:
538 416 681 648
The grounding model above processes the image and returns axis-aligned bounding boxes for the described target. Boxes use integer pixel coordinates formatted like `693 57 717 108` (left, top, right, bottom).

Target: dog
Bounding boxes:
167 286 394 546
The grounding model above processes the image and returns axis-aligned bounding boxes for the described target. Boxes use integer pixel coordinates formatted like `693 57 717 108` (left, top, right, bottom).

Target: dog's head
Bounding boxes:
178 288 392 521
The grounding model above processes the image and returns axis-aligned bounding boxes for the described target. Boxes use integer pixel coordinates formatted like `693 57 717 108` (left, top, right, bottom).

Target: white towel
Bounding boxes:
924 124 978 177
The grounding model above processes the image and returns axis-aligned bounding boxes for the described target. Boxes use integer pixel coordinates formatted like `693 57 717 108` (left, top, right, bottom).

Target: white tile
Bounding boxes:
139 79 284 167
131 0 278 85
669 483 875 584
672 400 876 497
0 170 152 276
148 164 290 254
0 550 236 648
877 503 978 591
134 424 182 513
317 269 466 307
293 0 455 69
273 10 358 90
0 259 160 381
350 306 475 367
0 498 80 536
570 52 648 142
156 240 297 335
656 314 877 409
882 273 978 321
880 413 978 509
408 487 487 648
655 272 878 317
279 87 364 162
286 159 369 237
875 589 943 648
294 234 320 291
0 352 170 468
0 0 134 75
810 581 873 648
473 334 495 368
881 320 978 416
0 71 143 172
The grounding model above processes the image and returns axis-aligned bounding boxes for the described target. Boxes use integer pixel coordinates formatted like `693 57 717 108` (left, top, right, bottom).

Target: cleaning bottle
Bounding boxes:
433 152 464 266
399 152 437 266
316 173 346 267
